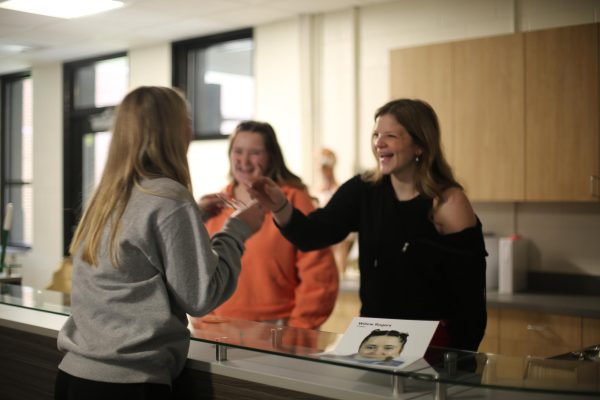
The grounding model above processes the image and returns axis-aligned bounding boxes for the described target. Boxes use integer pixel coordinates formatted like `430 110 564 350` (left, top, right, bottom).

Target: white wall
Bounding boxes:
128 44 171 88
18 0 600 287
188 140 230 199
315 8 359 187
255 18 305 179
22 63 63 289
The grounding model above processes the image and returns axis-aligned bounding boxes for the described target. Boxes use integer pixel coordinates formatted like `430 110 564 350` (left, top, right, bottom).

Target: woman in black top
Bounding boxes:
249 99 487 351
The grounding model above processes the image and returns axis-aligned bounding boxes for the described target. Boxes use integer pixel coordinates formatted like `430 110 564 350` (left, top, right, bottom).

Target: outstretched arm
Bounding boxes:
250 175 361 252
248 177 293 226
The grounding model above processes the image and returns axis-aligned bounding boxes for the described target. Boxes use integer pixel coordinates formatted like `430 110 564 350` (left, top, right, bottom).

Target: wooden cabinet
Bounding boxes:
453 34 525 201
583 317 600 347
390 33 526 201
479 307 600 357
498 308 581 357
478 307 499 354
390 43 455 166
390 23 600 201
525 23 600 201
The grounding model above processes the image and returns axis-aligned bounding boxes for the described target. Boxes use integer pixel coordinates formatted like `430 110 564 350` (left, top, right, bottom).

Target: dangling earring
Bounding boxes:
415 155 420 163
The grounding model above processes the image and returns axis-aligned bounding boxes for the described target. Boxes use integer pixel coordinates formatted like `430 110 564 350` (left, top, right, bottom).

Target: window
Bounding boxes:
1 72 33 248
173 28 254 139
63 53 128 255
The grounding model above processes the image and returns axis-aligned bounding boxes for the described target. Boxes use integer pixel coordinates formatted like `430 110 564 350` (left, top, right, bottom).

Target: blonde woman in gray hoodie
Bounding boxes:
55 86 263 400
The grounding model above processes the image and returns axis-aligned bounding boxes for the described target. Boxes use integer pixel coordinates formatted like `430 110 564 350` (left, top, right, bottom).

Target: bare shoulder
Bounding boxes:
433 187 476 235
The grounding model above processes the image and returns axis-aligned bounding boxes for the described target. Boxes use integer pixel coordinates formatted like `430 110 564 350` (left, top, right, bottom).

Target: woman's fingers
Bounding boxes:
231 199 264 233
248 178 276 207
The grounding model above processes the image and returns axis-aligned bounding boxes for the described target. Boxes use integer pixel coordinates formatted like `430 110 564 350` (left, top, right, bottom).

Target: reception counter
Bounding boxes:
0 283 598 400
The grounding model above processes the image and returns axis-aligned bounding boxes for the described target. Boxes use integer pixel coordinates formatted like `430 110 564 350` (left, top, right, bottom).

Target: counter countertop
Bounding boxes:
486 291 600 318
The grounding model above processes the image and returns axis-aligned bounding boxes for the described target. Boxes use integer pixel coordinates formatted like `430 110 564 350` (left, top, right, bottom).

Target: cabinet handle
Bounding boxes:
526 324 548 332
526 324 559 341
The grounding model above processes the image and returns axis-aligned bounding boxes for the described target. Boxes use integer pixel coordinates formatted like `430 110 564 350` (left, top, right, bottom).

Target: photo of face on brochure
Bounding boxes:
318 317 438 370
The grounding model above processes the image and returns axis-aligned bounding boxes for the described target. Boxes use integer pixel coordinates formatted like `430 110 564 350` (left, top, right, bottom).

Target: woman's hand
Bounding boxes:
247 177 287 212
197 193 225 222
248 177 292 226
231 200 264 234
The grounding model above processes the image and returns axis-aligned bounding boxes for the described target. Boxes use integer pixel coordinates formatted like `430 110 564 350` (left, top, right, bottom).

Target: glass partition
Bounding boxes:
1 283 598 397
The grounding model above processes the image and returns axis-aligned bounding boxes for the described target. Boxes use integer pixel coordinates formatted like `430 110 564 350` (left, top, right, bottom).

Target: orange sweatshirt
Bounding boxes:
203 184 339 329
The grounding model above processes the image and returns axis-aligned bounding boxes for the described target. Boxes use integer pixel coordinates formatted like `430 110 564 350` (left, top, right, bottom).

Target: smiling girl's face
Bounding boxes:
372 113 422 177
230 131 269 186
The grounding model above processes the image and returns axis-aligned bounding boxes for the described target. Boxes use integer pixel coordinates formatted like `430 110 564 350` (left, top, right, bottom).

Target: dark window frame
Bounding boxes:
63 52 127 256
172 27 253 140
1 71 32 249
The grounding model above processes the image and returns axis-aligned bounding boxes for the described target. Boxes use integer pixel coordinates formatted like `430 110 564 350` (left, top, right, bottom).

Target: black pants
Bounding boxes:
55 369 172 400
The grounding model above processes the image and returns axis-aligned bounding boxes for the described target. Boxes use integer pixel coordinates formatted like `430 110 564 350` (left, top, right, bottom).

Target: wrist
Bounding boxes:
272 199 289 214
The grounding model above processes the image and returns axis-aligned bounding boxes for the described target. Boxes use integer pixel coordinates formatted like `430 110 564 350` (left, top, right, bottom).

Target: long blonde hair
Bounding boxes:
69 86 192 266
364 99 461 201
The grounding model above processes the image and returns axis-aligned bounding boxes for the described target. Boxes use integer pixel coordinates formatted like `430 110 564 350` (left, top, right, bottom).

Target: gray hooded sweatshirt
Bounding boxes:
57 177 253 385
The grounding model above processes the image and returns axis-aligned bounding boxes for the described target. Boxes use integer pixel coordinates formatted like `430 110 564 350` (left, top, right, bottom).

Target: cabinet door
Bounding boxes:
525 23 599 200
478 307 499 354
498 309 582 357
390 43 455 166
582 317 600 347
453 34 525 201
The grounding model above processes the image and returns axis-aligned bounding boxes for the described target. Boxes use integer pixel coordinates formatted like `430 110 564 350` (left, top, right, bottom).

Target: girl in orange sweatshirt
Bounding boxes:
194 121 339 329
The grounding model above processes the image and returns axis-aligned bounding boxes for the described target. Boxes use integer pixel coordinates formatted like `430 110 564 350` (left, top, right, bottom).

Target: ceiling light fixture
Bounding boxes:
0 0 124 19
0 44 34 55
